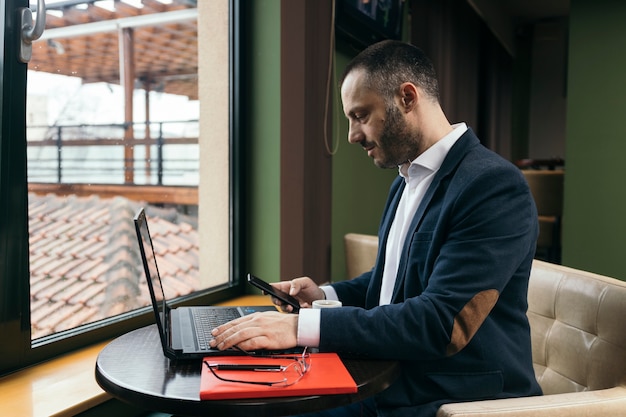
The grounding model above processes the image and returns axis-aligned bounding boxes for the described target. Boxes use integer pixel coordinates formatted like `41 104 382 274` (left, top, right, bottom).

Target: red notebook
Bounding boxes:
200 352 357 400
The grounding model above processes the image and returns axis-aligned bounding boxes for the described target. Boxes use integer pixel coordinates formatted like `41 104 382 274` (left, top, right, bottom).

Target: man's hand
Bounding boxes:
209 311 299 352
271 277 326 312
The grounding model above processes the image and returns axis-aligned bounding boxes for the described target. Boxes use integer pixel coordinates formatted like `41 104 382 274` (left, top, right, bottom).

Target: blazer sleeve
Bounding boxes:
331 271 372 307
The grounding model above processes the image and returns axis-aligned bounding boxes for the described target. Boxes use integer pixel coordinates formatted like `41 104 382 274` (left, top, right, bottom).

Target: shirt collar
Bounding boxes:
399 122 468 180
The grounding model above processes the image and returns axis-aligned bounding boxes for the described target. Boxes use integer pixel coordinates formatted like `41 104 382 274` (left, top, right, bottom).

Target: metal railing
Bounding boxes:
27 120 199 186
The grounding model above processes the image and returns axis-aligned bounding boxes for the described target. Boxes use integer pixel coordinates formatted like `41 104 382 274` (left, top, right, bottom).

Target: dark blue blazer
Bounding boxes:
320 129 542 416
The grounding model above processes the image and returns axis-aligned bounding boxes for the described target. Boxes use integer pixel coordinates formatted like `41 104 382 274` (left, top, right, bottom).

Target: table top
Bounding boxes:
96 324 399 417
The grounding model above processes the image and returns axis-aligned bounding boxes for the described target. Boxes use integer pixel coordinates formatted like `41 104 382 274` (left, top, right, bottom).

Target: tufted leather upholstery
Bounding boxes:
342 234 626 415
437 260 626 416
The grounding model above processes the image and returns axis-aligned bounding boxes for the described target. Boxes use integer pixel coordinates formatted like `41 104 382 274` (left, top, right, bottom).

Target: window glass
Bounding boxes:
26 0 223 340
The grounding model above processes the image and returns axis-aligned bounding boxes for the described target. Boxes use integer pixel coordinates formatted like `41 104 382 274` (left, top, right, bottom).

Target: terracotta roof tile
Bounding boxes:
72 282 109 307
74 221 106 241
163 251 194 273
37 277 76 301
28 192 199 339
52 258 88 278
63 306 100 330
63 258 102 280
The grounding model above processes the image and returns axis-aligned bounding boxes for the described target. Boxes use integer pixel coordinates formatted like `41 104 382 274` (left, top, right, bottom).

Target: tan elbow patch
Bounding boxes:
446 289 499 356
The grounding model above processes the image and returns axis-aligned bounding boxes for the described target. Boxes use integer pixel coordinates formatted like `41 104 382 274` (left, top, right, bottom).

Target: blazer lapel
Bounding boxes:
365 177 405 308
390 129 480 302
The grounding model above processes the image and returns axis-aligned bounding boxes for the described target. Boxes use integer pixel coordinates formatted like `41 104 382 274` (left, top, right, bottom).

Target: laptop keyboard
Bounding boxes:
192 308 240 350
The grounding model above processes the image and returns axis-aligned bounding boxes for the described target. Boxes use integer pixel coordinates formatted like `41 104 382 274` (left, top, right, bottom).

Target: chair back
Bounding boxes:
344 233 378 279
522 170 564 216
341 236 626 395
522 170 564 262
528 260 626 394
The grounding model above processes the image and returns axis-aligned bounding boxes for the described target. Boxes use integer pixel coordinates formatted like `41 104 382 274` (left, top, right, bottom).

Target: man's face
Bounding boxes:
341 70 420 168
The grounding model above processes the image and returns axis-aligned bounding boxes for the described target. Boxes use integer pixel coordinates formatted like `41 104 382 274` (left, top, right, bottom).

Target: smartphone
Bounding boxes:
247 274 300 313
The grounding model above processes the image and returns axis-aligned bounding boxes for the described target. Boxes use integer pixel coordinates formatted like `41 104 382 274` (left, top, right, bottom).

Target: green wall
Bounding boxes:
329 40 398 281
329 1 412 281
246 8 396 284
562 0 626 279
247 0 281 282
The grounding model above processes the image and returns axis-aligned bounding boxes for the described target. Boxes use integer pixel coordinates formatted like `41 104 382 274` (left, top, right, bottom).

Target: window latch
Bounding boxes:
19 0 46 63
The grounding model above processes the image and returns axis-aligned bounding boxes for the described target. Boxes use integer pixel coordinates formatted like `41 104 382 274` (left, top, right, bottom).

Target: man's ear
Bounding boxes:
399 82 418 112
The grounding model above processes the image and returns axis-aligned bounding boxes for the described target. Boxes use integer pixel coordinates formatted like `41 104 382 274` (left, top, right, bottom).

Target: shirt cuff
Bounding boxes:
321 285 339 301
296 286 339 348
297 308 321 347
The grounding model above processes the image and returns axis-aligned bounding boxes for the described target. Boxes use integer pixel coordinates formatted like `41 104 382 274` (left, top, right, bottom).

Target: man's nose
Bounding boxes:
347 123 363 144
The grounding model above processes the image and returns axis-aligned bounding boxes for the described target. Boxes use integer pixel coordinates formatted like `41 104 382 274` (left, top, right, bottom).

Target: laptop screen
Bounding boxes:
134 208 169 348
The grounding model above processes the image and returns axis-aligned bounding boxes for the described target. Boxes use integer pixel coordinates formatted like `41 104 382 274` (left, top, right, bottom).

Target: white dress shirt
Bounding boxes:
297 123 468 347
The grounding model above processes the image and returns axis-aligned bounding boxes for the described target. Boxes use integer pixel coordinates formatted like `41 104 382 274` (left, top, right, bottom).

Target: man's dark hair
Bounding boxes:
340 40 440 104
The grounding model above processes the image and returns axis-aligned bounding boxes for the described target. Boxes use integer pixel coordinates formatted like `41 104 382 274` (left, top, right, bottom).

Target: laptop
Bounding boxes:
133 207 276 360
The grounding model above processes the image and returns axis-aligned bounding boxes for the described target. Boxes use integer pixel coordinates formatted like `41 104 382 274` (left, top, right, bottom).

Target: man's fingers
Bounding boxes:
210 312 298 351
211 318 253 350
210 314 255 347
288 280 300 296
270 297 294 312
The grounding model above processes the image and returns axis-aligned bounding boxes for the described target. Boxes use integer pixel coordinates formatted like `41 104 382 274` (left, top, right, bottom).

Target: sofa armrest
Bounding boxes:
436 386 626 417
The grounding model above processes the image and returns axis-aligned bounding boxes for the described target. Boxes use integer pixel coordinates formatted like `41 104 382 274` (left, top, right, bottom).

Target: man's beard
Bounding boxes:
374 106 421 169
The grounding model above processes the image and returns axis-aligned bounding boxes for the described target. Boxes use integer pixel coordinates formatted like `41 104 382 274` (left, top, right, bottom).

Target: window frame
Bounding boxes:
0 0 246 375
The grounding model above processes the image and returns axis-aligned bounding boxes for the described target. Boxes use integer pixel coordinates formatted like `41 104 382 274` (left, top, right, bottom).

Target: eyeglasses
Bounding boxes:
203 347 311 387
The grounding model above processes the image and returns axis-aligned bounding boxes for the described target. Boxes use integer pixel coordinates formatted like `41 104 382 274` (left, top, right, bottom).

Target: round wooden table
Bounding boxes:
96 325 399 417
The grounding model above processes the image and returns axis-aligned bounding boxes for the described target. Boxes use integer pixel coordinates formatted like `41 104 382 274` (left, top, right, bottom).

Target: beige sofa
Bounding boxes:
438 259 626 416
343 234 626 415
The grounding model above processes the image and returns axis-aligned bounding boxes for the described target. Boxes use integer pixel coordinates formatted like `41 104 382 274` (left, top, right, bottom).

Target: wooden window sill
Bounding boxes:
0 295 270 417
0 340 112 417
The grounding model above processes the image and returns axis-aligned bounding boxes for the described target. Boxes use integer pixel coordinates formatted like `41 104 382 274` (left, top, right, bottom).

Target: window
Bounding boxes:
0 0 243 375
27 0 202 340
